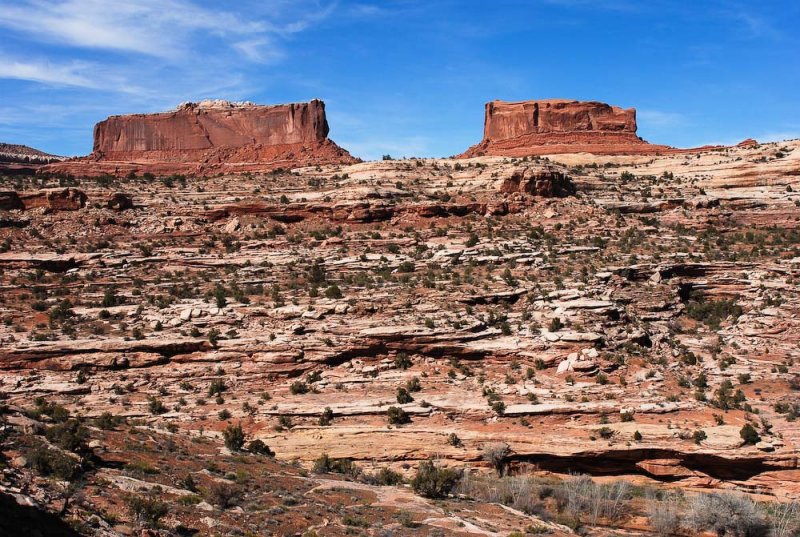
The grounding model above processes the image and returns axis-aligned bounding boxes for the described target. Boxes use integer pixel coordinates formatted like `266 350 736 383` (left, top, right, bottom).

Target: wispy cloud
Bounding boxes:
0 1 335 96
0 57 98 88
0 0 276 58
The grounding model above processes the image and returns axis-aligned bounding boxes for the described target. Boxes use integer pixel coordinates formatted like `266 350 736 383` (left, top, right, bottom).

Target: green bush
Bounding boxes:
223 423 245 451
208 378 227 396
45 419 88 452
318 407 334 426
25 443 81 480
740 423 760 445
95 411 123 430
313 453 361 477
368 467 404 486
324 284 342 299
290 381 309 395
247 439 274 456
686 297 742 329
411 460 462 499
148 397 167 415
396 387 414 404
387 406 410 425
126 494 168 528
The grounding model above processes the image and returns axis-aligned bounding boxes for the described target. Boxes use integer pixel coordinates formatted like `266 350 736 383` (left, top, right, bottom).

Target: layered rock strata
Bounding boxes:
460 99 674 157
44 99 357 176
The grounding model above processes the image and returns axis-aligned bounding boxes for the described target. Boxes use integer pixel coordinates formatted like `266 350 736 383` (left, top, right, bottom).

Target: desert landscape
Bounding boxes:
1 95 799 536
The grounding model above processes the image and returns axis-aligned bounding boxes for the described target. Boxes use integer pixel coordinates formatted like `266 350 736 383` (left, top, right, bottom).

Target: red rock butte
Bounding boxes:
44 99 357 176
459 99 676 157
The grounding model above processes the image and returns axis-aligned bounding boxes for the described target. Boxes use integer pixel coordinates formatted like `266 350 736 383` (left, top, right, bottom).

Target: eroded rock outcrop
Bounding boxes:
499 166 576 197
44 100 357 176
106 192 133 211
19 188 87 211
460 99 673 157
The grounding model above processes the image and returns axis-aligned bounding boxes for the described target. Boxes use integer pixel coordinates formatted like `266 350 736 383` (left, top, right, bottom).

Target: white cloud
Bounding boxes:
0 0 330 59
0 0 336 107
0 57 98 88
232 38 285 64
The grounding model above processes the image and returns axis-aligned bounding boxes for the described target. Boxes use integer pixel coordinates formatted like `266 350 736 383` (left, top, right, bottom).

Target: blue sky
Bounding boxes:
0 0 798 160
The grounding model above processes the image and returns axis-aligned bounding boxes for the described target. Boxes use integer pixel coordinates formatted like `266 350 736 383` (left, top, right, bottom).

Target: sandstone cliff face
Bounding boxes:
45 100 356 176
460 99 672 157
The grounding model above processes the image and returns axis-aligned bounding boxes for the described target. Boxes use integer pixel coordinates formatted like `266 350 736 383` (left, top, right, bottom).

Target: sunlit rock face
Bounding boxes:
45 99 357 176
460 98 672 157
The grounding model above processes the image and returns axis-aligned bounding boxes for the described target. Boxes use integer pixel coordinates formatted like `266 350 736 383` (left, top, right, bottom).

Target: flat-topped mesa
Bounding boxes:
45 99 357 177
459 99 673 157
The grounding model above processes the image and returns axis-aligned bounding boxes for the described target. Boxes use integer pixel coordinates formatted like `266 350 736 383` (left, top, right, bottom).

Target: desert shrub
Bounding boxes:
740 423 760 445
398 261 415 272
396 386 414 404
318 407 334 426
456 471 546 516
482 442 511 476
208 378 227 396
769 501 800 537
101 288 121 308
95 411 123 430
394 352 412 369
247 439 274 456
447 433 463 447
208 328 221 345
222 423 245 451
290 381 309 395
324 284 342 299
406 376 421 392
693 430 707 444
204 481 241 508
24 443 81 480
45 419 88 452
686 492 768 537
411 460 462 499
148 397 166 415
491 400 506 415
686 297 742 329
277 415 293 430
342 513 369 527
313 453 361 477
364 467 404 486
126 493 168 528
28 398 70 422
555 474 631 524
387 406 410 425
646 493 682 536
597 426 614 440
